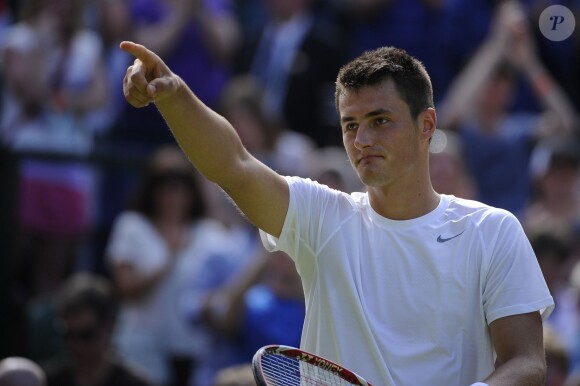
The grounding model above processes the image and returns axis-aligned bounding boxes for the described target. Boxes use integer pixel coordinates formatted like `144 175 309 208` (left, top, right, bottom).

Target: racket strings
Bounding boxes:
261 353 356 385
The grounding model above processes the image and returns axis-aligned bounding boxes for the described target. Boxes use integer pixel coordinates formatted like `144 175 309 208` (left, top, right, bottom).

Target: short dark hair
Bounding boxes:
335 47 434 119
56 273 118 326
130 146 207 220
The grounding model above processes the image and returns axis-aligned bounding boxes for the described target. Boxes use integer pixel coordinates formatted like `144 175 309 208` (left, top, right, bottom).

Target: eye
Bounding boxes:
375 117 390 125
343 122 358 132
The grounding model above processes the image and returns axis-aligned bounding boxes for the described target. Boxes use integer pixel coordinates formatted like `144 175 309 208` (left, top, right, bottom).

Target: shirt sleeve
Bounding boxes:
482 210 555 324
106 212 147 265
259 176 344 259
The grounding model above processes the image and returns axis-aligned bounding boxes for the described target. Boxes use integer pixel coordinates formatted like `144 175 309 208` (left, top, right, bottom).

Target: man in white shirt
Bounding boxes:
120 40 554 385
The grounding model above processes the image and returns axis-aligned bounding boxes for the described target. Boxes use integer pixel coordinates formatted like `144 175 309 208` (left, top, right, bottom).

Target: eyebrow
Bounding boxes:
340 108 393 123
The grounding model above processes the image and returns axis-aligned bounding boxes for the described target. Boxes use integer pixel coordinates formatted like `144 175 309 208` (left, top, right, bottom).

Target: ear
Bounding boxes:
418 107 437 141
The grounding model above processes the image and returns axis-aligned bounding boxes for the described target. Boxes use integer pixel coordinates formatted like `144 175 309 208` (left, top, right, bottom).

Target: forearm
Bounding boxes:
197 13 240 63
155 78 252 188
482 355 546 386
523 60 576 134
133 5 191 58
484 312 547 386
113 263 169 300
207 251 270 334
439 37 505 129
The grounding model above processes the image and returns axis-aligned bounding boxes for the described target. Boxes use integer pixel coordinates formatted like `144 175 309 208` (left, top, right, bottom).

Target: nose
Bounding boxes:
353 124 373 149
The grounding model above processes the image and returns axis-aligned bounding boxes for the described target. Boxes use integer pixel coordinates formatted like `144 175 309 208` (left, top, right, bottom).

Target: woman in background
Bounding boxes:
106 145 228 386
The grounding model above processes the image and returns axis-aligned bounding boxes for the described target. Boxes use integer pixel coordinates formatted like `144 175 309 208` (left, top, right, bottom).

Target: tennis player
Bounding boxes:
121 41 554 386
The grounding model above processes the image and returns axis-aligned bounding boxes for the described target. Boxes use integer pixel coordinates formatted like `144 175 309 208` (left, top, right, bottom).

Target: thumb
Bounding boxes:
147 76 181 100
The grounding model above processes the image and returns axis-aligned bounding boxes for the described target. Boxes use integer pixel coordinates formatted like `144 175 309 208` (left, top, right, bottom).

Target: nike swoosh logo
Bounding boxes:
437 231 465 243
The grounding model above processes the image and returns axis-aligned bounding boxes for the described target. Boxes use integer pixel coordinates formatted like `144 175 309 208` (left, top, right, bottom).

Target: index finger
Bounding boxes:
120 41 159 67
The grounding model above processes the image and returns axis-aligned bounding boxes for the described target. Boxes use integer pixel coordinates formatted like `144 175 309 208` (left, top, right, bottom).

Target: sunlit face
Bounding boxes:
339 78 426 189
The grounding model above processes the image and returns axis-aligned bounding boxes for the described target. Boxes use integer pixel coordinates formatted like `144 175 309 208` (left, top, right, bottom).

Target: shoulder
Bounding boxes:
287 176 361 199
112 211 149 228
443 197 530 258
446 195 521 229
107 211 155 247
286 175 364 210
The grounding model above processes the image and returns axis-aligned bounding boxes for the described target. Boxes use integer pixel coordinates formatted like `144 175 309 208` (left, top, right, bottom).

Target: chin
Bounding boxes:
358 172 391 188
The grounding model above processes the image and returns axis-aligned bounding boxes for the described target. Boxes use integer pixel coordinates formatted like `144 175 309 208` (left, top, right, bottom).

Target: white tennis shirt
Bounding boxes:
260 177 554 386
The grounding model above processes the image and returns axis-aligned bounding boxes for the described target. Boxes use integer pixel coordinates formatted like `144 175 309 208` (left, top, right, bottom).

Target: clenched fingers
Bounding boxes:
123 60 156 107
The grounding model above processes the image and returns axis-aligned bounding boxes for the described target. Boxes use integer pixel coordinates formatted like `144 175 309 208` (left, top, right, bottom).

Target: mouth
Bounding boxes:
357 154 383 165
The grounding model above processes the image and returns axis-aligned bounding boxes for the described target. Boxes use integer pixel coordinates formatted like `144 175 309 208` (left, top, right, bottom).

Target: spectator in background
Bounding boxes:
116 0 240 146
0 357 46 386
91 0 134 136
89 0 140 272
235 0 345 148
525 138 580 240
173 163 269 386
305 146 363 194
43 273 152 386
334 0 493 104
530 232 578 352
218 74 315 177
232 0 268 38
105 145 228 386
530 0 580 112
205 250 304 364
1 0 108 295
438 0 576 217
0 6 56 355
0 0 54 300
178 197 265 386
544 324 571 386
0 0 108 362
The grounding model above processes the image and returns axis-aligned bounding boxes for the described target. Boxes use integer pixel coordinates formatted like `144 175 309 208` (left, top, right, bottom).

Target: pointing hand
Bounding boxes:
120 41 181 108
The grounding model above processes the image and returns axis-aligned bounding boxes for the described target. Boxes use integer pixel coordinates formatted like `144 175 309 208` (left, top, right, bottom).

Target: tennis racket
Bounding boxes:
252 344 373 386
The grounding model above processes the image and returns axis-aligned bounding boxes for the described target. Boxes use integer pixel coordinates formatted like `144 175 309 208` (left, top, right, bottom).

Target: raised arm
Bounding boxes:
437 1 516 130
132 0 240 63
203 249 271 335
121 41 289 237
505 22 576 136
438 0 576 135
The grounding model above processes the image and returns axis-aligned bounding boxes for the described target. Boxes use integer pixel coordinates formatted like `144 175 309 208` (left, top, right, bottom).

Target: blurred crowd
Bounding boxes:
0 0 579 385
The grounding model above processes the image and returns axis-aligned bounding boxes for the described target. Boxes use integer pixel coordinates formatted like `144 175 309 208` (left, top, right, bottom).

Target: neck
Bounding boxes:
368 179 440 220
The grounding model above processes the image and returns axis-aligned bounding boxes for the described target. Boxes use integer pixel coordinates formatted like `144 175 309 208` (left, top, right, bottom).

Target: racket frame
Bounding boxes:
252 344 373 386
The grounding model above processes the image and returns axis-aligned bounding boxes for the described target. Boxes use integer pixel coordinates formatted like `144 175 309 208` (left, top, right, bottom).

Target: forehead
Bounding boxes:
338 79 410 118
